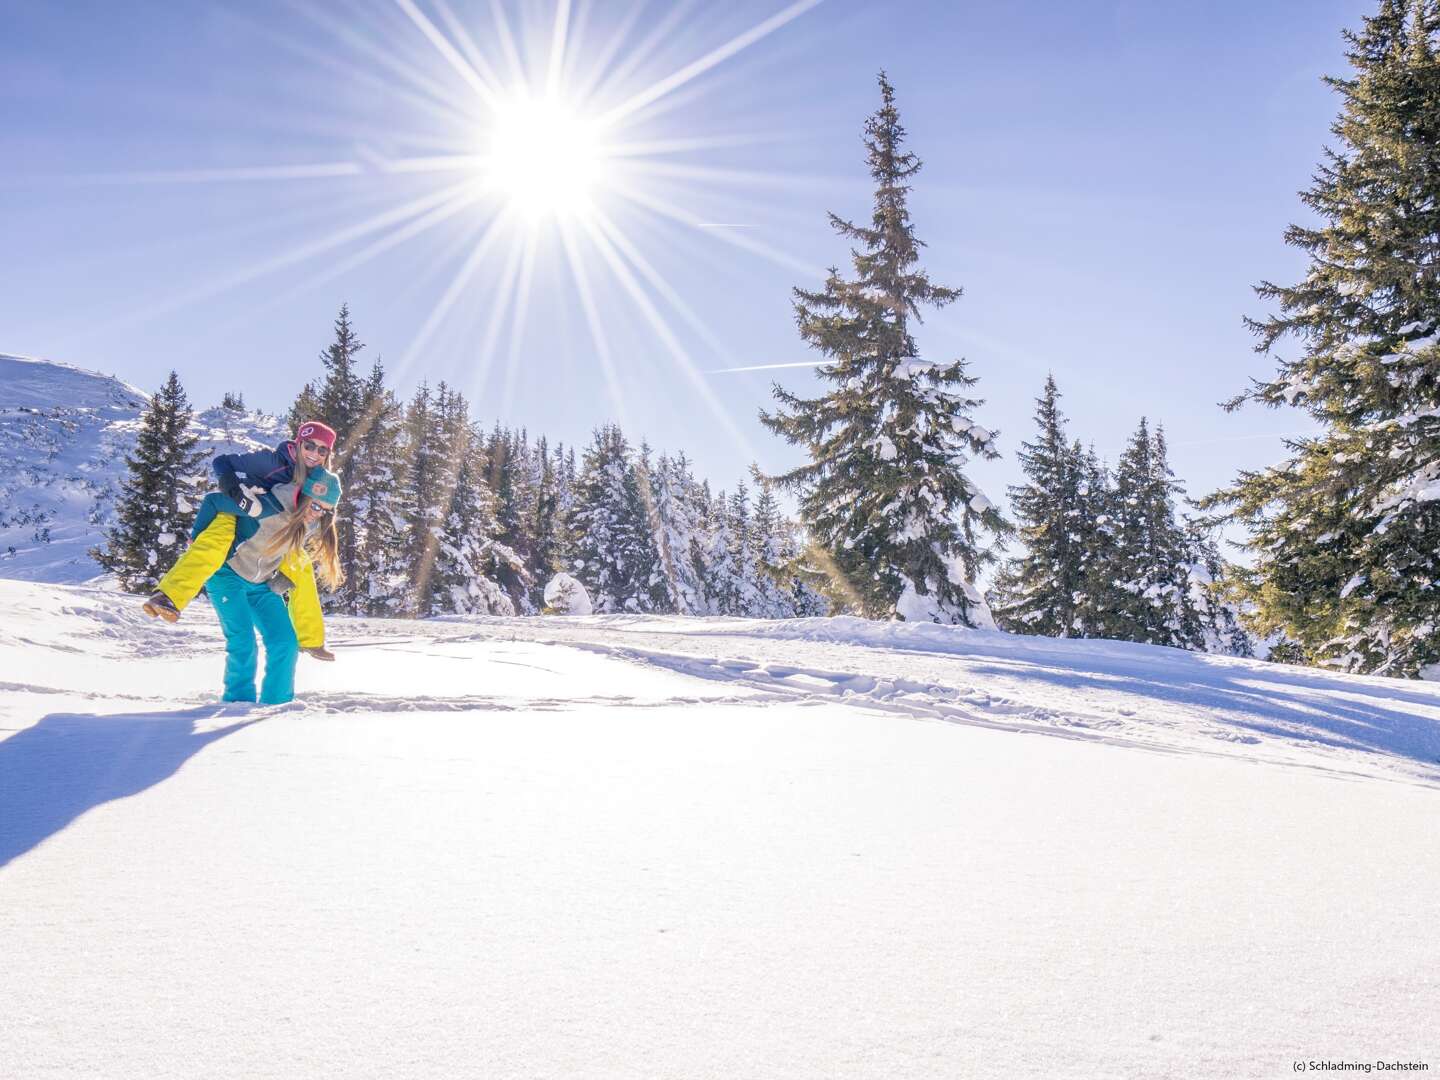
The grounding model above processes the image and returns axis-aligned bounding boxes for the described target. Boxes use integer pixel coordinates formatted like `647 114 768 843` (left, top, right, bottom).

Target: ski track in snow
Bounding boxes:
3 582 1439 786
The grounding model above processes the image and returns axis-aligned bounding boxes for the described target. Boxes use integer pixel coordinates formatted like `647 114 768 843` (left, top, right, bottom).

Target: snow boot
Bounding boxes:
142 591 181 623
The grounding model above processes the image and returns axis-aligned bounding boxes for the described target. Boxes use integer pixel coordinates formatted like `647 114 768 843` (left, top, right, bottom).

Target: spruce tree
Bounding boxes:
431 416 518 616
569 425 665 613
992 375 1087 636
1089 421 1199 648
649 452 707 614
725 482 761 617
527 436 563 608
750 468 794 618
345 360 406 616
701 489 740 615
397 384 447 616
315 304 366 445
94 372 207 592
1204 0 1440 676
1071 443 1119 637
631 442 672 612
760 73 1009 625
286 382 320 436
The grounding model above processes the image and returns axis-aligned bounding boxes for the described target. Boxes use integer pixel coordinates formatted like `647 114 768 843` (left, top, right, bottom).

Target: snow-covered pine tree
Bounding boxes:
485 426 518 544
1088 420 1198 647
1183 522 1255 657
397 383 450 617
1070 443 1119 638
725 482 761 617
431 412 518 617
308 305 369 603
760 73 1009 625
1203 0 1440 677
699 488 741 615
511 429 542 611
286 382 320 436
749 467 794 618
992 375 1087 637
527 436 563 608
780 525 833 617
345 360 407 616
549 443 579 571
569 425 665 613
649 452 707 614
315 304 367 446
631 441 672 613
687 479 719 615
94 371 207 592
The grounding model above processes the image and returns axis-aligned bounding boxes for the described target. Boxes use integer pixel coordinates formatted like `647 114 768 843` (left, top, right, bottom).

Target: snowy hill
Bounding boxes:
0 353 286 582
1 579 1437 1078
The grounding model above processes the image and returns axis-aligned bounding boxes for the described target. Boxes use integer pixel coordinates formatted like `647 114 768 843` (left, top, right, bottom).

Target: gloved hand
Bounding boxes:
236 483 265 518
303 646 335 661
219 473 244 504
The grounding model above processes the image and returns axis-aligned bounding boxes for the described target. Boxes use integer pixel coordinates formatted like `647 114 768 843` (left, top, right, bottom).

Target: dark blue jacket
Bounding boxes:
213 441 299 494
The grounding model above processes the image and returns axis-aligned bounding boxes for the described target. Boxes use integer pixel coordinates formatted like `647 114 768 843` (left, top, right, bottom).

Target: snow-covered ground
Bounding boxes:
2 582 1438 1079
0 353 284 582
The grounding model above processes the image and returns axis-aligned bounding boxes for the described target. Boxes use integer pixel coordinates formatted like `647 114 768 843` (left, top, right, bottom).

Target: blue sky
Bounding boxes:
1 0 1368 513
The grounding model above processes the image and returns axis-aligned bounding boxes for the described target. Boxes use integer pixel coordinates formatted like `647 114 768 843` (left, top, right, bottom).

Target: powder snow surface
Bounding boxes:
1 581 1437 1079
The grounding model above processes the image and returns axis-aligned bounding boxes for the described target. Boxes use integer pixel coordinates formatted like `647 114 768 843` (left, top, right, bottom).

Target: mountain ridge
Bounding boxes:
0 352 286 583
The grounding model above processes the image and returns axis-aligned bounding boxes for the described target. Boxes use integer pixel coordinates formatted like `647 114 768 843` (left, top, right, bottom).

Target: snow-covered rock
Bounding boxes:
0 353 285 583
543 571 593 615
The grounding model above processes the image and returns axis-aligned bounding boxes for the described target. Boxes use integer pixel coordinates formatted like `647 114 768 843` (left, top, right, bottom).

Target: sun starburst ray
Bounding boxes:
597 0 825 127
608 182 823 277
580 212 758 457
218 186 483 329
397 207 515 373
563 0 648 104
285 0 484 125
557 221 632 430
545 0 573 96
458 231 529 408
430 0 508 93
485 0 527 86
392 0 502 109
581 0 704 108
497 230 540 418
87 180 476 338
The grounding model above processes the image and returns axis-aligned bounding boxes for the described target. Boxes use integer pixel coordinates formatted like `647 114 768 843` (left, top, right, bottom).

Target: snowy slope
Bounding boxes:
0 353 286 583
1 580 1437 1079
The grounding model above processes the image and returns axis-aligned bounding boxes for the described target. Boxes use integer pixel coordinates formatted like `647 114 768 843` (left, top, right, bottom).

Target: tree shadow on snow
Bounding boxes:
963 659 1440 776
0 706 259 870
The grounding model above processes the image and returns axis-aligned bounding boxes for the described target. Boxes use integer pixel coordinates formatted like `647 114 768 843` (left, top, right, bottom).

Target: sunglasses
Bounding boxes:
304 501 334 519
301 439 331 457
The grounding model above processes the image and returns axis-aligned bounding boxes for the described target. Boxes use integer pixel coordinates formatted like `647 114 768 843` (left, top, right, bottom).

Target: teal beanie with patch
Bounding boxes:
301 467 343 508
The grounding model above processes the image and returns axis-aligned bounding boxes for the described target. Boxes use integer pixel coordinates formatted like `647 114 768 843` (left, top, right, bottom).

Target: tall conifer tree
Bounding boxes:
761 73 1009 624
95 372 206 592
1205 0 1440 676
993 375 1087 636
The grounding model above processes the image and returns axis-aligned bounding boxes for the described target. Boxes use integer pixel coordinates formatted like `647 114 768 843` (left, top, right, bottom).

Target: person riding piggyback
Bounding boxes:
142 420 338 622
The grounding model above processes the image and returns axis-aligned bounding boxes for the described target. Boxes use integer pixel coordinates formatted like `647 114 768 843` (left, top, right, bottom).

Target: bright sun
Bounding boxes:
480 95 609 222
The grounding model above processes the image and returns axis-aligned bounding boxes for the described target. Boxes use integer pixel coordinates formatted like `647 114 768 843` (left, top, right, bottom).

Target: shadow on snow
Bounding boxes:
0 706 258 870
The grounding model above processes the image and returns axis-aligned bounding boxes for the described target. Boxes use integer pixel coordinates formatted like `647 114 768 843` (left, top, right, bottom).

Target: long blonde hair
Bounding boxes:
263 494 345 591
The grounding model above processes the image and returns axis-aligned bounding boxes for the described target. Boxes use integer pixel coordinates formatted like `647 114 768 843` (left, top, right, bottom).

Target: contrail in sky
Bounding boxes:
710 360 827 374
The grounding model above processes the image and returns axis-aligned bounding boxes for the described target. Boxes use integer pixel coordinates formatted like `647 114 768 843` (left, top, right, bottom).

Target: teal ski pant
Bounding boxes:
207 565 299 705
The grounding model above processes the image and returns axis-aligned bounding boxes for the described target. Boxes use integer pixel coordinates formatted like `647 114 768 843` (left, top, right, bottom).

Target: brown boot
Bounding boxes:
142 591 181 623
